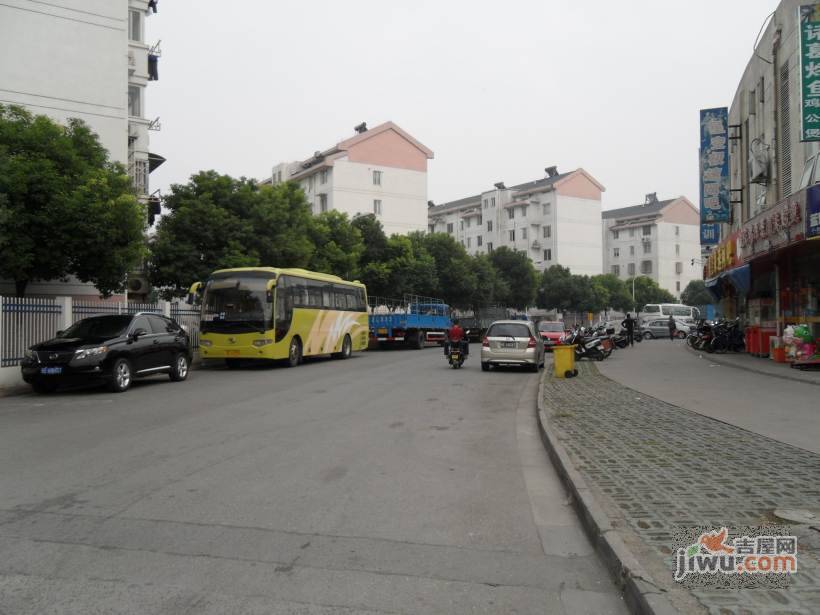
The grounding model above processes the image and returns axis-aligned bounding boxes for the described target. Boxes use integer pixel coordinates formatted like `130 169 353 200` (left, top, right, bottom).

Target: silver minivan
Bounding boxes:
481 320 544 372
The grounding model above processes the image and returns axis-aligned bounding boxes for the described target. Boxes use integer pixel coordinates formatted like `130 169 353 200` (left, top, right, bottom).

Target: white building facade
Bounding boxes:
427 167 605 275
602 194 701 298
0 0 162 297
266 122 434 236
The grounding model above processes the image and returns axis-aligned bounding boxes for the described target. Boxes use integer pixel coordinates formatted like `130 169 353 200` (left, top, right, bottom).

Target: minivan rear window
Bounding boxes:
487 323 531 338
643 305 660 313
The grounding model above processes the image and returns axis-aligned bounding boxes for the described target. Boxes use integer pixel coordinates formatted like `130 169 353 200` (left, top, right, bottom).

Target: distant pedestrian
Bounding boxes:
621 313 636 347
668 315 676 341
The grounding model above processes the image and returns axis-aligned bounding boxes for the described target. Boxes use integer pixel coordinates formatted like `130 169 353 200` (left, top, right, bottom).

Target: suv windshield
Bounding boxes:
59 315 132 340
201 276 272 333
538 322 564 332
487 323 531 338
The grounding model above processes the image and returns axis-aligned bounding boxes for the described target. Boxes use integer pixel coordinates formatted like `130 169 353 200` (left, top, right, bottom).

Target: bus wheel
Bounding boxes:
287 337 302 367
333 335 352 360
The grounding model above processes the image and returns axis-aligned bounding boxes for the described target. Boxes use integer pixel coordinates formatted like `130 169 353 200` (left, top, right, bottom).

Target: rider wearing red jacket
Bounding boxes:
445 320 468 356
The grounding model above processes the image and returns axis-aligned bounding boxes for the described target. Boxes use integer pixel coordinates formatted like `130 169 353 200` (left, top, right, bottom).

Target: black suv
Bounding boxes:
21 313 192 393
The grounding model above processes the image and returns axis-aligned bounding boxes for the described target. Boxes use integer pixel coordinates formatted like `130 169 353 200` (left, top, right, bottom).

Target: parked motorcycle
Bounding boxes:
565 326 607 361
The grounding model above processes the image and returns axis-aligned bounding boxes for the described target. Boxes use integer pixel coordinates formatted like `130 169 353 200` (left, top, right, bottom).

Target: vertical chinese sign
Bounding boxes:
800 4 820 141
700 107 730 222
701 223 721 245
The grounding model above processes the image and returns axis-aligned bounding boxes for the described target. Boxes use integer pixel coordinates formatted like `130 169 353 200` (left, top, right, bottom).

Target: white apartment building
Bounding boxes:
0 0 162 297
427 167 605 275
602 194 701 298
264 122 434 236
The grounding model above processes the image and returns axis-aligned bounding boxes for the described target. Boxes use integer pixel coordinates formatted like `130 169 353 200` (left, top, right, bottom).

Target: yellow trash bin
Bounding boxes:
553 345 577 378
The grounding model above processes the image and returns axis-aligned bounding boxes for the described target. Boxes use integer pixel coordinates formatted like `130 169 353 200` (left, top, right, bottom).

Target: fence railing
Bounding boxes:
0 297 201 367
1 297 63 367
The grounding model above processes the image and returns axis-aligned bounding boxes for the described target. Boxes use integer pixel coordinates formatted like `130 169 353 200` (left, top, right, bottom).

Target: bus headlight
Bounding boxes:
252 338 273 347
199 339 213 347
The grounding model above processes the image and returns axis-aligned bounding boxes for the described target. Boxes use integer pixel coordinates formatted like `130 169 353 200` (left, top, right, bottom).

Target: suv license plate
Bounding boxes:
503 342 517 348
40 367 62 375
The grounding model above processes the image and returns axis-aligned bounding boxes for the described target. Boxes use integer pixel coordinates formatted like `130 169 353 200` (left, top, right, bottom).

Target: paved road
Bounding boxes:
597 339 820 454
0 348 624 614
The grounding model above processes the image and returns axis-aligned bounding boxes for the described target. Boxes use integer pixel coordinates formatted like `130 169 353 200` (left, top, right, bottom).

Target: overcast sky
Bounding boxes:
146 0 776 211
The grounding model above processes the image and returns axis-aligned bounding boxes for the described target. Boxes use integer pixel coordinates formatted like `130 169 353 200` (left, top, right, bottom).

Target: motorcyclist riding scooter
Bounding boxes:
444 319 469 368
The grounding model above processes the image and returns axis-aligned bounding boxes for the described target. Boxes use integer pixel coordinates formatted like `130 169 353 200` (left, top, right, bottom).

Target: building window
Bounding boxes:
483 199 488 209
611 265 620 276
643 241 651 254
629 228 635 238
373 170 382 185
129 10 141 41
319 194 328 213
675 244 680 256
544 249 552 261
676 281 681 292
642 225 652 236
629 245 635 256
675 261 683 274
460 220 464 230
521 227 528 239
491 197 496 207
428 225 435 233
521 206 527 217
509 230 515 241
131 159 148 195
320 169 328 184
613 230 619 239
447 222 453 234
542 203 550 215
466 217 471 228
478 215 483 225
613 247 620 258
627 263 636 276
373 199 381 215
508 208 515 219
477 236 482 247
640 260 652 274
128 86 141 117
467 237 471 248
487 220 493 232
675 225 680 236
487 242 493 252
544 225 551 238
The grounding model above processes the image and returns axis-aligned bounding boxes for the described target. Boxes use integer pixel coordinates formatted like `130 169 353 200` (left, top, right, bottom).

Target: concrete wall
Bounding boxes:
555 195 603 276
0 0 129 162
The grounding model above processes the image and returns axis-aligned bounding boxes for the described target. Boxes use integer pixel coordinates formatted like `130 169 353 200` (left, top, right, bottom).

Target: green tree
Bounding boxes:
627 276 676 310
537 265 574 310
489 247 537 309
591 274 633 312
419 232 476 308
680 279 712 306
0 104 145 296
352 214 389 266
468 254 508 311
308 211 363 279
148 174 313 297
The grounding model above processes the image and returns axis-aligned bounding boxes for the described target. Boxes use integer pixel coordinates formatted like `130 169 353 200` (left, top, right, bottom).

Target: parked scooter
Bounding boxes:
565 326 607 361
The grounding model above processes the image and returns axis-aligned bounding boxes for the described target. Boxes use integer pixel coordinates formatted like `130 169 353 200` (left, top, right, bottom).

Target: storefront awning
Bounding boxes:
148 152 166 173
704 264 751 301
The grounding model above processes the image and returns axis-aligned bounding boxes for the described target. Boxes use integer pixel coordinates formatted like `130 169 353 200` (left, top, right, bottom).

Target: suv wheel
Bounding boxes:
110 358 132 393
170 353 189 381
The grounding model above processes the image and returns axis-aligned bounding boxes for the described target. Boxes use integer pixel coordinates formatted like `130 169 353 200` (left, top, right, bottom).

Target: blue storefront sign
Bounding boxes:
700 222 721 245
808 183 820 238
700 108 731 222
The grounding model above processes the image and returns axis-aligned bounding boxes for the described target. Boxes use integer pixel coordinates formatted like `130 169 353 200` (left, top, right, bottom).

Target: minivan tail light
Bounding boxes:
527 336 537 348
482 337 489 348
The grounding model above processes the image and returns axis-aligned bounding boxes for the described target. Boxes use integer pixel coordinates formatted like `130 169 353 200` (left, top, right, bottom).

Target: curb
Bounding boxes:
536 375 679 615
683 343 820 387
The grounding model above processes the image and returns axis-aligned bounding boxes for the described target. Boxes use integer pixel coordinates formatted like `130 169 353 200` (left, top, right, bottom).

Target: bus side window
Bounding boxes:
275 276 292 342
334 286 347 310
306 279 323 307
322 285 333 309
346 290 357 311
357 288 367 312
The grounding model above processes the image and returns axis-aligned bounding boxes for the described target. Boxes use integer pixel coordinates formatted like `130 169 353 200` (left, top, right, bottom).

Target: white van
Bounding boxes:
641 304 700 324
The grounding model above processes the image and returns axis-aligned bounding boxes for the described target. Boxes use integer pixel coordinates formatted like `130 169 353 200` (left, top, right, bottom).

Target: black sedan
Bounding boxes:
21 313 192 393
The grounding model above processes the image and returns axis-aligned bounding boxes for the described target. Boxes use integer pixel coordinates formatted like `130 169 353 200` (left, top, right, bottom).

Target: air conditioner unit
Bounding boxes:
127 275 151 295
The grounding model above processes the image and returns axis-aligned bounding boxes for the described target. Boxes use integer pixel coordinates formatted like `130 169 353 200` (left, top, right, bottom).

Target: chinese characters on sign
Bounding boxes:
705 233 738 278
800 4 820 140
807 184 820 238
739 190 807 261
701 222 721 245
700 108 730 222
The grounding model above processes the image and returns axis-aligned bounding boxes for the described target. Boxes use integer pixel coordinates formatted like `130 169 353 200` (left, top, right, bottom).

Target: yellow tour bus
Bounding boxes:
189 267 369 368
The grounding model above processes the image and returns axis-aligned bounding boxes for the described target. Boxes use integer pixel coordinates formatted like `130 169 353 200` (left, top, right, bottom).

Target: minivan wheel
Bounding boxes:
170 353 189 381
643 331 654 340
110 358 132 393
287 337 302 367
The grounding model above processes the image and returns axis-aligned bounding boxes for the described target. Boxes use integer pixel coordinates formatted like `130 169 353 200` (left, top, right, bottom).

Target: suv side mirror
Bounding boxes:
56 330 64 337
132 328 148 339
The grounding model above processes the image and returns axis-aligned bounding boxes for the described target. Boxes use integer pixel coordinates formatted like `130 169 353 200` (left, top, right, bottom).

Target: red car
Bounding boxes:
537 321 565 350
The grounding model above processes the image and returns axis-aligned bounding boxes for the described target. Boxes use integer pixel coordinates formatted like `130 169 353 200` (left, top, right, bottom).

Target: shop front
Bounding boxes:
703 231 747 321
740 185 819 364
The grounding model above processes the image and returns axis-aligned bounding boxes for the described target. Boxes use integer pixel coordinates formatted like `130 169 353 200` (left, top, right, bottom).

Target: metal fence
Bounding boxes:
0 297 63 367
0 297 201 367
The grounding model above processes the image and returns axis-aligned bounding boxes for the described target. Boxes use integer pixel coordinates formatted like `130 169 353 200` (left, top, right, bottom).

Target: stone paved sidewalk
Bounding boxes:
542 361 820 614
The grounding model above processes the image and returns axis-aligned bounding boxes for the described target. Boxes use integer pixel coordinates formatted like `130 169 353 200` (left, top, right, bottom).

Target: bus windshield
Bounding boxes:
201 275 272 333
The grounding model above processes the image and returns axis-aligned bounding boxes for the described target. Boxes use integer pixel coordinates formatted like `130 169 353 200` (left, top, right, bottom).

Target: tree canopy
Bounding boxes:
0 104 145 296
680 279 712 306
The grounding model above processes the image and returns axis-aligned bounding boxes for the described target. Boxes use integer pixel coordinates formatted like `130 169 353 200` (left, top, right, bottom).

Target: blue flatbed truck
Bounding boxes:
368 295 452 349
